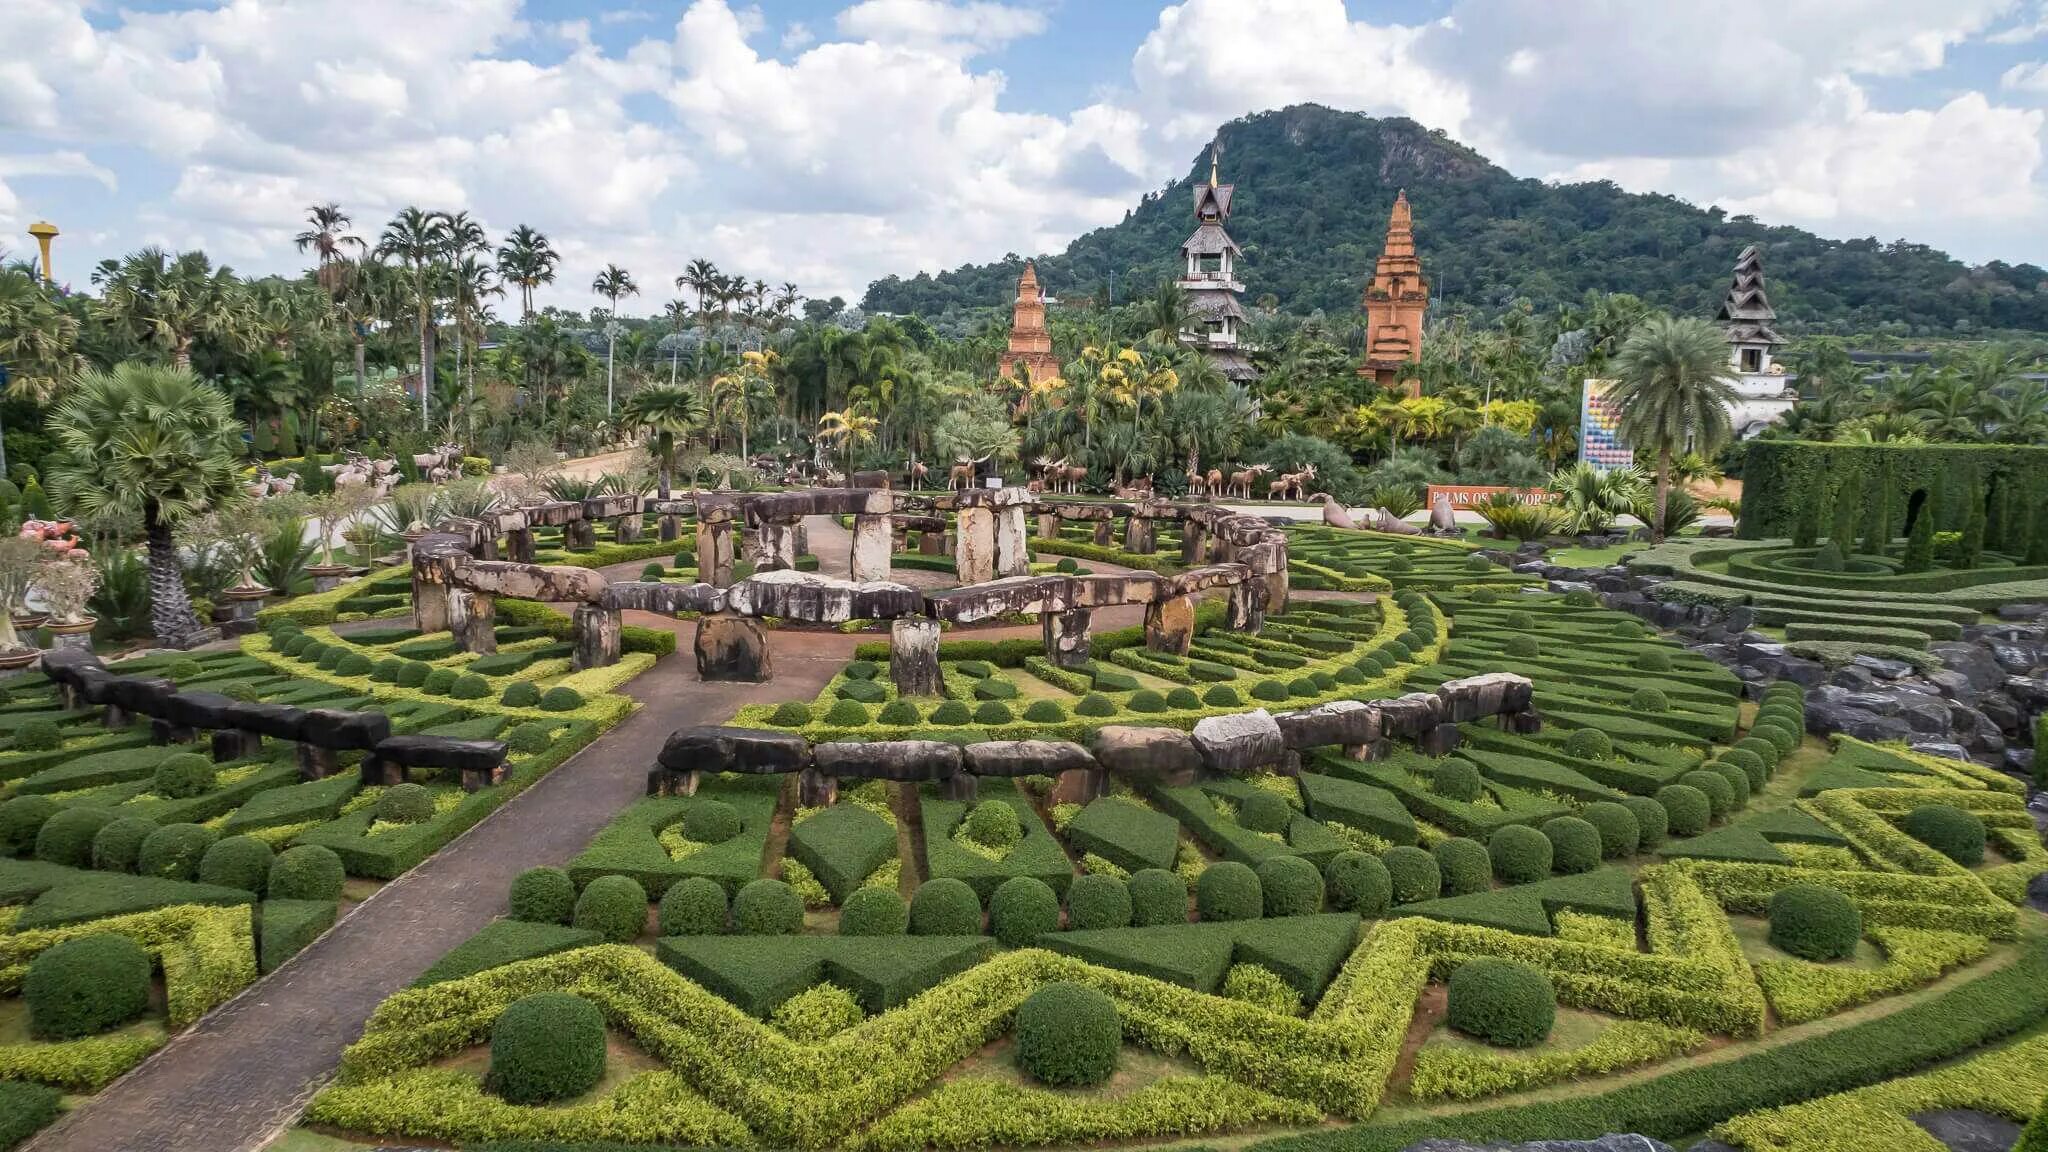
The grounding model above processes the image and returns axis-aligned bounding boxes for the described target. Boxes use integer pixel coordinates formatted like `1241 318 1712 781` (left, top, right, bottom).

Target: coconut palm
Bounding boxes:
495 225 559 319
47 364 245 649
294 203 365 295
817 407 878 477
376 207 451 428
1606 315 1739 541
1139 280 1196 347
621 385 706 498
592 263 639 416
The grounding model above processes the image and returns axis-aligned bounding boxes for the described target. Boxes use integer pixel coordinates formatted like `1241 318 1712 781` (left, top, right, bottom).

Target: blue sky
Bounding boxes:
2 0 2045 312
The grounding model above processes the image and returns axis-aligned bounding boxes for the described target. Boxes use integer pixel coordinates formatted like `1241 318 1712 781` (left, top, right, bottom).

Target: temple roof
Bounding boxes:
1716 244 1784 345
1189 292 1247 321
1181 223 1241 257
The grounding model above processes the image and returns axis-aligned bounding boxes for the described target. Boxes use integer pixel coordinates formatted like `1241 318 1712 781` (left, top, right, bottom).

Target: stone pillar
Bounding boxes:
1180 520 1208 566
505 528 536 565
1226 577 1266 633
798 767 838 808
1123 514 1154 554
1265 563 1290 615
758 522 798 572
994 505 1031 578
851 514 894 583
448 588 498 655
212 729 262 763
956 506 997 585
1037 512 1058 541
698 520 736 587
413 573 451 633
359 751 404 787
572 604 622 670
1092 520 1113 546
564 518 596 551
1042 607 1093 668
660 514 681 542
918 531 944 556
696 613 771 682
614 514 643 543
102 705 132 730
150 718 194 746
892 522 911 552
1048 767 1108 807
944 773 979 803
296 743 340 782
476 536 500 562
889 619 943 696
1144 594 1195 655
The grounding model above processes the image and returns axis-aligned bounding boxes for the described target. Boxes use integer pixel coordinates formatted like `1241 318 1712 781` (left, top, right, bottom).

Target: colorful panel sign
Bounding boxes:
1579 378 1633 473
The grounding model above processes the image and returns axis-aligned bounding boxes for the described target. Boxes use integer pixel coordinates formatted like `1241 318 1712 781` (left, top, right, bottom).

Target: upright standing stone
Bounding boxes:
572 604 622 670
698 520 736 587
563 517 596 551
1092 520 1114 546
1123 513 1154 554
889 618 943 697
758 522 798 572
994 505 1031 578
660 513 680 542
1037 512 1058 540
505 528 536 564
1042 607 1092 668
851 514 894 582
696 613 771 682
448 588 497 654
1180 519 1207 565
1226 576 1265 632
614 513 643 543
1144 594 1195 655
956 506 997 585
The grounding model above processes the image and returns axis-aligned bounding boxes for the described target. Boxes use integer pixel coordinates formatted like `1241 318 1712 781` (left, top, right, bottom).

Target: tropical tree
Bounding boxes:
91 248 253 369
0 267 83 401
47 364 245 648
592 263 639 416
294 203 365 295
1545 462 1648 536
495 225 559 318
678 258 720 321
817 407 878 477
621 385 705 498
711 349 777 458
376 207 450 428
1139 280 1196 347
1606 315 1739 541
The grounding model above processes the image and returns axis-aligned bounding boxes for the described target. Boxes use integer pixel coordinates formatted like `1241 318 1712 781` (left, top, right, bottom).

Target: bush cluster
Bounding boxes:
1432 837 1492 896
962 800 1022 850
375 783 436 825
151 753 216 800
1238 791 1293 834
138 823 219 881
198 835 274 892
1543 816 1603 875
34 806 115 868
682 800 742 845
1903 804 1985 866
1657 784 1712 838
92 816 157 872
1432 761 1484 803
1127 869 1188 926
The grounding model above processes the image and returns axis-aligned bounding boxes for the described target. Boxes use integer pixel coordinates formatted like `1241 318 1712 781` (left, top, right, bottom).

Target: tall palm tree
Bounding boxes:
436 211 489 429
1139 280 1196 347
294 203 365 297
592 263 639 416
1607 315 1739 541
495 225 559 319
621 385 706 498
774 282 802 320
663 297 690 385
336 257 398 393
817 407 878 477
678 259 719 322
451 255 501 439
376 207 450 428
47 364 245 648
0 268 83 402
91 248 253 369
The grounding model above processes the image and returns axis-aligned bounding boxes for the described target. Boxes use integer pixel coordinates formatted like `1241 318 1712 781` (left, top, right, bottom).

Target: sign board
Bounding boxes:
983 477 1002 489
1425 485 1545 508
1579 378 1633 473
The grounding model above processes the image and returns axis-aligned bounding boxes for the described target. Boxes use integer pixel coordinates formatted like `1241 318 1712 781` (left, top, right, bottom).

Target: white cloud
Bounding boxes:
1990 2 2048 43
835 0 1047 56
2005 61 2048 92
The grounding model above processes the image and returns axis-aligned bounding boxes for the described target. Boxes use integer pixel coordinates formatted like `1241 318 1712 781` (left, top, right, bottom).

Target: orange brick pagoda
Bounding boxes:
1359 190 1428 395
998 261 1061 387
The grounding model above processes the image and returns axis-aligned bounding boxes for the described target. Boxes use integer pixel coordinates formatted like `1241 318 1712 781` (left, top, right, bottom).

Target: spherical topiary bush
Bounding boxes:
1721 747 1768 792
1629 686 1669 713
839 886 910 935
990 876 1062 945
1433 837 1493 896
1506 611 1535 630
972 700 1015 725
1326 851 1392 916
268 844 346 900
1563 589 1598 607
1562 728 1613 761
1768 883 1863 961
151 753 216 800
1446 958 1556 1048
506 723 552 755
422 667 458 696
13 719 62 752
1656 784 1712 838
1065 873 1133 930
825 699 871 726
1904 804 1986 866
1679 769 1735 821
1543 816 1603 875
221 679 263 702
1432 761 1484 803
25 933 152 1040
92 816 157 873
1022 699 1067 722
909 878 983 935
35 806 116 868
1257 855 1325 917
771 983 865 1042
1383 845 1442 904
658 876 729 936
1709 760 1752 810
396 661 431 688
1125 689 1167 714
574 874 650 943
1579 801 1642 860
1623 795 1669 848
198 835 274 892
1166 687 1202 710
1504 635 1540 658
1251 680 1290 703
1202 684 1241 707
768 701 810 727
500 680 541 708
1634 649 1673 672
509 867 578 924
1238 791 1293 834
375 783 436 825
317 646 348 671
138 823 219 881
1074 693 1118 717
1752 721 1799 756
1015 981 1120 1087
0 794 58 857
641 562 666 581
1487 824 1553 884
1735 736 1780 776
487 991 606 1105
878 699 920 726
540 686 584 713
449 673 491 700
929 700 973 725
1195 861 1264 921
733 878 803 935
963 800 1022 850
682 800 742 845
1127 869 1188 926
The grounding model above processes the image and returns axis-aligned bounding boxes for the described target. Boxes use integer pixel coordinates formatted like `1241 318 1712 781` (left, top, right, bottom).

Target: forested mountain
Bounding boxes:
863 104 2048 336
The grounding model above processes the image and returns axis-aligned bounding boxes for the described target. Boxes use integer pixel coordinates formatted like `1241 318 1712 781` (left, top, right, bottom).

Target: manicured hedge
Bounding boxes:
1739 440 2048 543
415 920 604 985
259 898 338 972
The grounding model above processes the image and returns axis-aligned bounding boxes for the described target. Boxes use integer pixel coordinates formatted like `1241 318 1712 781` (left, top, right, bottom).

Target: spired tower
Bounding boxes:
1716 245 1796 438
1176 145 1257 382
998 261 1061 387
1359 190 1429 395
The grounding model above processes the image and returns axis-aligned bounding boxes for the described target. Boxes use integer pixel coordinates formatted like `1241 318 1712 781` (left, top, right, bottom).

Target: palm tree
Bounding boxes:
495 225 559 318
1986 379 2048 444
0 268 83 402
592 263 639 416
678 259 720 321
376 207 450 428
710 349 777 458
621 385 706 498
774 282 802 320
294 203 365 296
663 297 690 385
47 364 245 649
1139 280 1196 347
818 407 879 477
91 248 253 369
335 257 398 393
1606 315 1739 541
436 212 489 430
451 255 501 439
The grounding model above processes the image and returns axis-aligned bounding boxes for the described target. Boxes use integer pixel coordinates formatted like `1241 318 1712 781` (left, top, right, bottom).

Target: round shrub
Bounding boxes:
510 867 577 924
1384 845 1442 904
824 699 870 726
929 700 972 724
1432 761 1484 803
198 835 274 892
1327 851 1392 915
1125 689 1166 714
972 700 1014 725
137 823 218 881
500 680 541 708
1543 816 1602 874
1721 747 1767 792
1196 861 1264 921
769 701 811 726
1506 611 1535 630
1504 635 1540 658
1286 677 1319 699
1433 837 1493 895
375 783 436 825
1904 804 1986 866
878 699 920 725
1200 685 1242 708
422 667 458 696
1127 869 1188 926
1657 783 1712 838
1066 873 1133 930
279 633 311 657
1634 650 1673 672
1074 693 1117 717
395 661 431 688
909 878 983 935
1447 958 1556 1048
268 844 346 900
1769 883 1863 961
449 673 490 700
317 647 347 671
488 992 606 1104
838 678 887 704
151 753 216 799
1022 699 1066 722
1055 557 1079 574
0 794 58 856
964 800 1022 850
682 800 742 845
1709 760 1752 809
13 719 60 752
839 886 909 936
1679 769 1735 820
1335 666 1366 685
25 934 152 1040
221 680 263 702
1251 680 1290 703
1257 855 1325 917
1385 555 1414 575
1579 802 1642 860
506 722 551 755
1629 686 1669 713
990 876 1061 945
641 562 666 580
1165 687 1202 710
1752 720 1799 756
540 686 584 712
1563 728 1612 760
733 879 803 935
1563 588 1598 607
1238 791 1293 834
1735 736 1780 775
34 806 116 868
574 874 649 943
658 876 729 936
1623 795 1670 848
336 652 375 678
772 983 864 1042
1488 824 1553 884
1015 981 1119 1087
92 816 157 873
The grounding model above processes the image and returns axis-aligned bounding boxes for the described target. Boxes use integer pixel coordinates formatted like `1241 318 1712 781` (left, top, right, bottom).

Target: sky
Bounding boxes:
1 0 2046 314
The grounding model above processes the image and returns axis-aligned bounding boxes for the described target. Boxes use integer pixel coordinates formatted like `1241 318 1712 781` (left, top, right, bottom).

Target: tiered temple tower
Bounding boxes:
998 261 1061 386
1359 190 1429 395
1716 245 1796 438
1176 146 1256 382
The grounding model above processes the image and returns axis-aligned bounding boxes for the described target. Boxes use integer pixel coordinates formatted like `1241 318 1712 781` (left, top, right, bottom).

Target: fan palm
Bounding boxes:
91 248 254 369
1545 462 1648 536
622 385 706 498
1606 315 1739 541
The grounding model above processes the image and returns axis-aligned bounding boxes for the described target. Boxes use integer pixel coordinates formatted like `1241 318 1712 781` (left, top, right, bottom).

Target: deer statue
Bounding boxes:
1183 454 1205 497
1058 458 1089 495
907 459 929 489
1282 463 1319 501
949 457 976 490
1229 463 1270 500
1205 467 1224 500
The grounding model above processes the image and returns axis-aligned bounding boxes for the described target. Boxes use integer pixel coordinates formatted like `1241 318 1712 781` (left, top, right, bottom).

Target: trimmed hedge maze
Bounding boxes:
1288 526 1530 593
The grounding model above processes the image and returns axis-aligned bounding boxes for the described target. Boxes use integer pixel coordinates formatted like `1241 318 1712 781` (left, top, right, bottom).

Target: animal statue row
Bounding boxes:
244 464 300 500
323 451 402 496
950 455 996 491
411 443 466 483
1027 457 1088 494
1267 463 1318 501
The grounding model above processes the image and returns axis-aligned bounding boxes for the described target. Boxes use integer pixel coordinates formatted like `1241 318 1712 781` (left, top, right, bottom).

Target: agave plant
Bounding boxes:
371 483 439 537
432 477 501 521
1546 462 1648 535
1473 493 1562 542
541 473 601 503
1368 483 1424 520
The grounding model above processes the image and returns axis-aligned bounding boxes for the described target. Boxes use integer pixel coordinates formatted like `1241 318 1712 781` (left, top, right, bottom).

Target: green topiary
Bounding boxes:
499 680 541 708
166 658 204 681
1562 728 1612 760
733 878 803 935
838 679 887 704
1202 684 1242 707
908 878 982 935
929 700 973 724
336 652 375 677
1251 680 1290 703
1680 769 1735 820
1563 589 1597 607
1579 801 1642 859
682 800 742 844
1657 783 1712 838
1504 635 1540 658
1623 795 1669 848
1222 962 1303 1014
825 699 871 726
641 562 666 580
12 719 61 753
838 886 909 936
150 753 217 800
1721 747 1768 792
1488 824 1553 884
844 660 880 680
1709 760 1752 810
1432 837 1493 896
25 934 153 1040
972 700 1014 725
422 667 458 696
396 661 431 688
1127 869 1189 926
34 806 116 869
1165 686 1202 710
317 647 347 671
1769 883 1863 961
769 701 811 726
1628 686 1669 713
487 992 607 1104
1542 816 1603 874
375 783 436 825
1256 855 1325 916
0 794 58 857
268 844 346 900
1447 958 1556 1048
1326 851 1392 916
1383 845 1442 904
1735 736 1780 775
573 874 649 943
878 698 920 725
1015 981 1119 1087
1238 791 1294 834
1634 649 1673 672
220 679 264 702
509 867 576 924
1196 860 1264 921
771 983 864 1041
1432 761 1484 802
1752 721 1799 756
450 673 490 700
137 823 219 881
963 800 1022 849
1903 804 1986 866
506 722 551 755
1065 873 1133 930
197 835 274 892
658 877 729 936
989 876 1061 945
540 687 584 712
1124 689 1166 714
1022 699 1066 722
1506 611 1535 630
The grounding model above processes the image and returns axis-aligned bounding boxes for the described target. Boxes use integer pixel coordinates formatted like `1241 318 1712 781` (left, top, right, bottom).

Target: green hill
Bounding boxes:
861 103 2048 336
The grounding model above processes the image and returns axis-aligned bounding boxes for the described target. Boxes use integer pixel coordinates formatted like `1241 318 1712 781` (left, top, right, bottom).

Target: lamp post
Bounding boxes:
27 222 57 285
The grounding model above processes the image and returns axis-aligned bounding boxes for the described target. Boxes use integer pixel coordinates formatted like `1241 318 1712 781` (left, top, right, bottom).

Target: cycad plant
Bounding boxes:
1546 462 1648 535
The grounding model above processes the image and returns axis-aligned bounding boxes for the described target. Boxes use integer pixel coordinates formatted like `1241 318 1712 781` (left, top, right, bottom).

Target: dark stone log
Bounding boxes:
658 725 811 774
889 618 944 697
212 729 263 763
373 733 510 771
1275 701 1381 752
572 604 622 670
109 676 177 719
964 740 1095 777
1090 725 1201 787
300 707 392 751
222 700 308 741
1376 692 1443 740
602 580 726 615
695 614 772 682
150 718 195 745
813 739 961 782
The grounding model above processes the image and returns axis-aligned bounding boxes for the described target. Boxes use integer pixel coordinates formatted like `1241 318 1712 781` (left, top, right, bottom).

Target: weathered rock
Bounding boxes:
456 558 607 604
955 505 997 585
1436 672 1534 723
1275 700 1381 751
164 691 236 732
448 586 497 654
657 725 810 774
1190 709 1285 775
697 520 737 587
890 618 944 697
300 707 391 750
728 570 921 622
1909 1109 2025 1152
813 740 962 782
1377 692 1443 739
602 581 726 615
1090 725 1202 787
1143 594 1195 656
1226 576 1266 632
994 505 1032 577
1853 653 1914 680
925 575 1069 623
222 701 308 741
695 614 771 682
964 740 1096 777
572 603 622 670
851 514 894 582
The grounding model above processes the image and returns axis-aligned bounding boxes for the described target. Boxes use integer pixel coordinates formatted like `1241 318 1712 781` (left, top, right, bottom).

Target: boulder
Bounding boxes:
1090 726 1202 788
1377 692 1443 739
695 614 772 683
1190 709 1286 775
813 740 961 782
1436 672 1534 723
727 570 921 622
964 741 1096 777
108 676 177 718
456 558 607 604
602 581 726 615
1275 700 1380 751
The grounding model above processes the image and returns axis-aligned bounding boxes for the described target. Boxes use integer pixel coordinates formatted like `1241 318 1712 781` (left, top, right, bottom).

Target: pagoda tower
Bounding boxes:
998 261 1061 386
1716 245 1797 438
1359 190 1429 395
1176 145 1256 382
